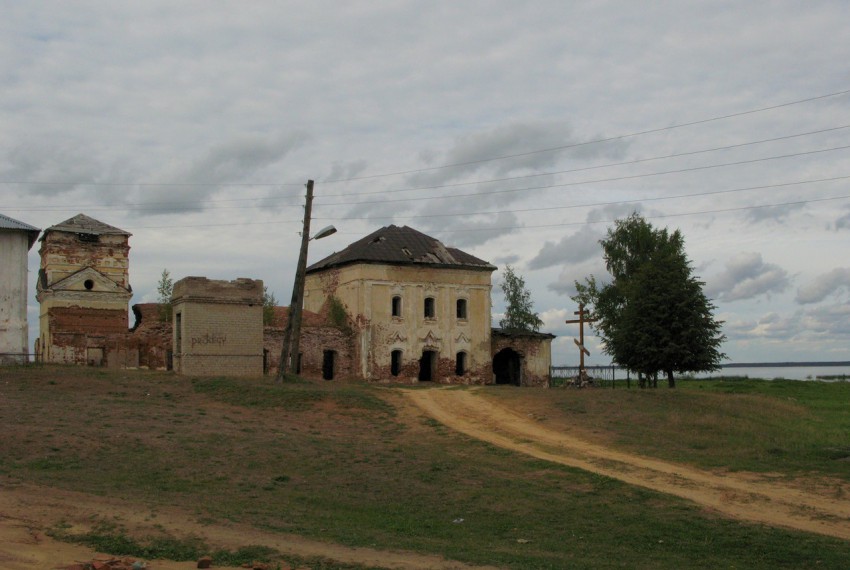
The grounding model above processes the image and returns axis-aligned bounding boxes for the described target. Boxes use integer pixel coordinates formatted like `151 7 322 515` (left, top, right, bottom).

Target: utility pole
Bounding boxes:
277 180 314 382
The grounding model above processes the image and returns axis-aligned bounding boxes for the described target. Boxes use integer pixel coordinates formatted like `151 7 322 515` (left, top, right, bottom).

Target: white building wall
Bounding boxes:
0 232 31 364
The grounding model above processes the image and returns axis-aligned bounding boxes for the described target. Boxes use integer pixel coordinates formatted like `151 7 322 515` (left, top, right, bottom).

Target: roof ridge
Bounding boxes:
307 225 495 273
45 213 131 236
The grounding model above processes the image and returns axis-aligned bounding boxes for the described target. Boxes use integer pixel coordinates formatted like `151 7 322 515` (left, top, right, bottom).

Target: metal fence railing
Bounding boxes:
550 365 632 388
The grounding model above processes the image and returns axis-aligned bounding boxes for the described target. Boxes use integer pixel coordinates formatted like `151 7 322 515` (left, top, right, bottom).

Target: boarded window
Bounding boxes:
392 295 402 317
424 297 435 319
391 350 402 376
456 298 467 319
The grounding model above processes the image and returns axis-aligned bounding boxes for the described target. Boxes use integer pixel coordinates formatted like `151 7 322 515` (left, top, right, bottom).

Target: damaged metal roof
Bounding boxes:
307 225 496 273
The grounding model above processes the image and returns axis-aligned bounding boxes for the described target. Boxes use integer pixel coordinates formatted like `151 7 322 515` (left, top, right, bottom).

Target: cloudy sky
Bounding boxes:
3 1 849 365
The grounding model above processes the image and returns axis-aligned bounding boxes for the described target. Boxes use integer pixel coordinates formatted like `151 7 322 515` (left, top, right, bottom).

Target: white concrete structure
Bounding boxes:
0 214 40 364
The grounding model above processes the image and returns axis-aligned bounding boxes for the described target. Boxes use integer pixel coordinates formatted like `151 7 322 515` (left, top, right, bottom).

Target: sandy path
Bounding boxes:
0 482 499 570
405 387 850 541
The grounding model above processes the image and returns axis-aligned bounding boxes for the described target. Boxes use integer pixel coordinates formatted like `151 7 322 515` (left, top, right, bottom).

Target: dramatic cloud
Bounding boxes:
705 252 790 302
796 268 850 304
405 121 629 187
528 229 602 270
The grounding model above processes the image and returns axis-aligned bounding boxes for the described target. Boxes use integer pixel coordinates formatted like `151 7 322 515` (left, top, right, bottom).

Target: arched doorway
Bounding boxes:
493 348 522 386
418 349 438 382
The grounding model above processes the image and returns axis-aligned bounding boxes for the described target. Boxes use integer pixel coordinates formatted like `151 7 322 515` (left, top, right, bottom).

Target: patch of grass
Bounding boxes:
494 378 850 476
3 366 850 569
192 376 394 415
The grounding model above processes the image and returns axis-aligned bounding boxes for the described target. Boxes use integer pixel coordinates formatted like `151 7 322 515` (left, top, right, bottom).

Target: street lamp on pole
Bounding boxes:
276 180 337 382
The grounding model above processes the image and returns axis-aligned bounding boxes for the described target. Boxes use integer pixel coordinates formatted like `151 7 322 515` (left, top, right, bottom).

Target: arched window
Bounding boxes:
392 295 402 317
456 298 468 319
391 350 402 376
455 351 467 376
424 297 436 319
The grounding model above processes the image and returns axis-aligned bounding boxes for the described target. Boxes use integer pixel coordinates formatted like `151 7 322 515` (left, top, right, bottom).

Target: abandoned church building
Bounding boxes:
0 214 40 365
297 225 555 386
33 214 170 368
18 212 553 385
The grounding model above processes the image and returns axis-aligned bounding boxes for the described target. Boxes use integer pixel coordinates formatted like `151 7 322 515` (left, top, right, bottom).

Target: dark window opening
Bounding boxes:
391 350 402 376
77 233 99 243
84 279 94 290
418 350 437 382
297 352 303 374
175 313 182 354
455 352 467 376
424 297 435 319
392 295 402 317
322 350 335 380
456 299 467 319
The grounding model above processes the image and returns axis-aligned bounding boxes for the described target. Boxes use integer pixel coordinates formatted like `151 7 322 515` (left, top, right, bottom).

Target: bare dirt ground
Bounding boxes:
404 387 850 541
0 481 499 570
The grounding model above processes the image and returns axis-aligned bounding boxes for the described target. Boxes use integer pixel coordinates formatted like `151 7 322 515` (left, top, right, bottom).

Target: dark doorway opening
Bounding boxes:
322 350 335 380
493 348 522 386
418 349 437 382
391 349 402 376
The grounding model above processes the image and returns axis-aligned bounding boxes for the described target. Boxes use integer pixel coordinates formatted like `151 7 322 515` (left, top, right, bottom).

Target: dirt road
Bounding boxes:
0 482 498 570
405 387 850 541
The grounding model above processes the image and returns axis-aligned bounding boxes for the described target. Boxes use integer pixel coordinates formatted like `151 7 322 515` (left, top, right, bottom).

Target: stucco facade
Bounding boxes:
0 214 40 364
305 262 494 383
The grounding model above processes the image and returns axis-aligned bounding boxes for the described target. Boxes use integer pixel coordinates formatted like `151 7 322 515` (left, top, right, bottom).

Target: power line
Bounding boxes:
7 143 849 215
317 144 850 207
9 124 848 213
312 175 850 221
317 124 850 197
3 88 848 190
419 194 850 235
318 88 850 183
119 177 849 232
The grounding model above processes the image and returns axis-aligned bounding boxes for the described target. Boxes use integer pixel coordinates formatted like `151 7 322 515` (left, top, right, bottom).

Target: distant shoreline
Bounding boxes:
554 362 850 369
721 362 850 368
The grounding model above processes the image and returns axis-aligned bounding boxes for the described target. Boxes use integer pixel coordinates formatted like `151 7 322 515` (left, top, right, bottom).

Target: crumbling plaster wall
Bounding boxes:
304 263 493 383
36 230 132 365
492 333 553 387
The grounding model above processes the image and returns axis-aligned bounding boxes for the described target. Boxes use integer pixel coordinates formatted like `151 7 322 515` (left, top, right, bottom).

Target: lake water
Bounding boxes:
692 365 850 381
555 364 850 382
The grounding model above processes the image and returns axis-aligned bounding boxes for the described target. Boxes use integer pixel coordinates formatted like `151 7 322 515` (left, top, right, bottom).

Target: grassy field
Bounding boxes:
1 366 849 569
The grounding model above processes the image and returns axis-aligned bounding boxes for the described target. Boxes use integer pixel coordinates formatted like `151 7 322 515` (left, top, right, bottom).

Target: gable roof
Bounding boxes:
307 225 496 273
0 213 40 248
43 213 131 238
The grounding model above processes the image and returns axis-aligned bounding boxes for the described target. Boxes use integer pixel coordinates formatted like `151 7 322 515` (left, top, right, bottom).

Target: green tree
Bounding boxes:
573 214 725 387
263 286 278 326
499 265 544 332
157 269 173 322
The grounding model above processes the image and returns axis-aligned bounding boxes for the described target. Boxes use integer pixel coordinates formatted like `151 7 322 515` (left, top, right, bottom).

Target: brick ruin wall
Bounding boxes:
172 277 264 377
492 334 551 387
264 325 356 379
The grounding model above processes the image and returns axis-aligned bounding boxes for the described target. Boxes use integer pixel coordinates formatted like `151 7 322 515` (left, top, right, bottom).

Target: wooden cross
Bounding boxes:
565 304 597 375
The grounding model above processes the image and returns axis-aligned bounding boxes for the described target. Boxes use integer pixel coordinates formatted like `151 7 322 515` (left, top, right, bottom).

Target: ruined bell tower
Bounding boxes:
36 213 132 365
